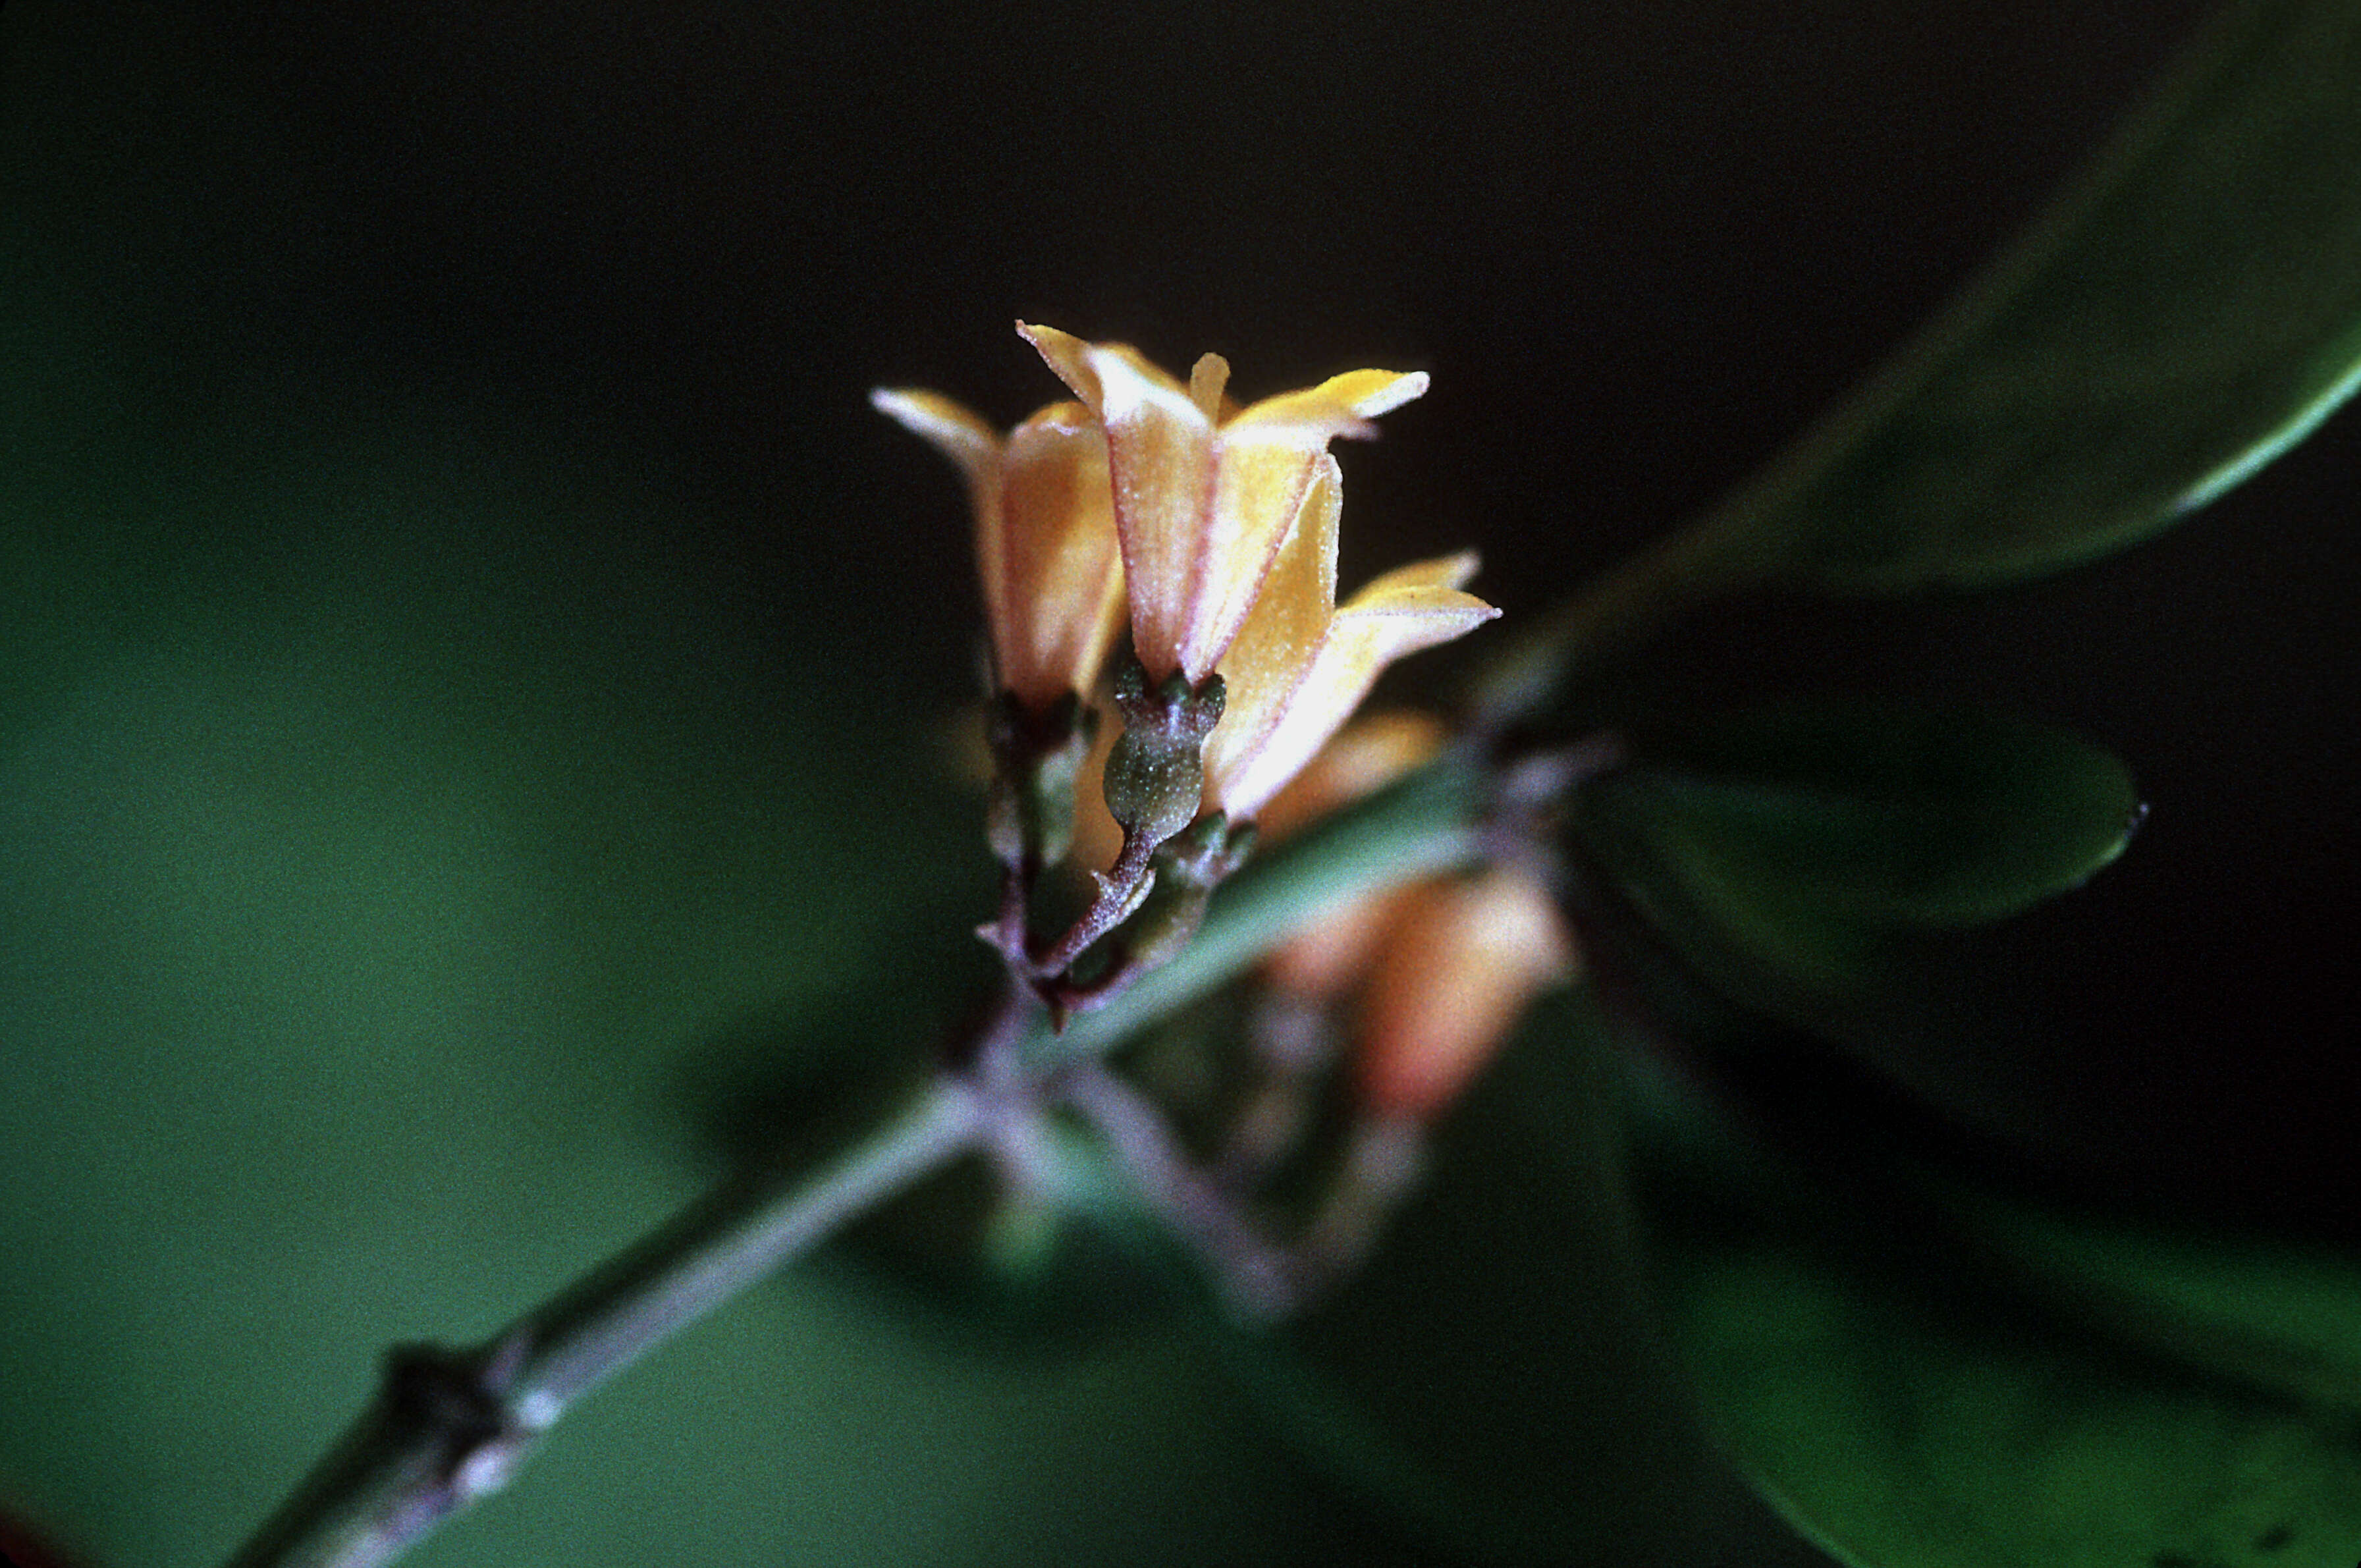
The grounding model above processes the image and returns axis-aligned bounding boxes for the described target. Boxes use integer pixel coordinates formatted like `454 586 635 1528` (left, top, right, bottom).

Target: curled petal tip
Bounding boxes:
1351 370 1429 418
871 388 1001 472
1016 321 1102 410
1350 549 1487 601
1014 319 1072 354
869 385 926 423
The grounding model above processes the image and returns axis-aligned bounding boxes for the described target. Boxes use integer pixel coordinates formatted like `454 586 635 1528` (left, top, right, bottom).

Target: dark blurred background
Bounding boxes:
7 1 2353 1564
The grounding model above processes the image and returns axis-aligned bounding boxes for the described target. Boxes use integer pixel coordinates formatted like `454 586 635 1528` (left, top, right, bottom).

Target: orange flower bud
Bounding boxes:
1353 867 1577 1122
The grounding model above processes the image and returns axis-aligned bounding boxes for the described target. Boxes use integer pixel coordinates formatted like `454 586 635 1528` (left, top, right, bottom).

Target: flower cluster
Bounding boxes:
875 323 1499 1004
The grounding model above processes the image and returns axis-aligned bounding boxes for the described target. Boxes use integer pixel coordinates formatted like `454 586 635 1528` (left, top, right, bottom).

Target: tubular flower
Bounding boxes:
1018 322 1427 688
1201 456 1500 823
871 388 1126 714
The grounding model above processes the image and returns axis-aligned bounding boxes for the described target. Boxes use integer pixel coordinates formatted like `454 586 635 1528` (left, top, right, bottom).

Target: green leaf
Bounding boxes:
1564 703 2140 1044
1627 1071 2361 1568
1695 0 2361 591
1579 703 2144 929
1926 1179 2361 1415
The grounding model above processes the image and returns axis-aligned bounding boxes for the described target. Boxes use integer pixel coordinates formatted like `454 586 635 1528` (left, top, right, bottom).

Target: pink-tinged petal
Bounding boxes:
1016 322 1189 420
875 383 1123 713
1185 441 1320 682
874 387 1010 647
1334 589 1498 651
1185 370 1428 681
1345 549 1480 598
1021 323 1219 684
1014 322 1098 404
1202 456 1342 808
1222 368 1429 434
996 404 1125 709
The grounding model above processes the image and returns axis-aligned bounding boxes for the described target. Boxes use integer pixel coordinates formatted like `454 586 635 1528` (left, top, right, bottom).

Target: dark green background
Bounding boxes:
6 3 2352 1564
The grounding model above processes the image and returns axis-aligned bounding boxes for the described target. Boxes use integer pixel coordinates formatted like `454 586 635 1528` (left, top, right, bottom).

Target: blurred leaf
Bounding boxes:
1625 1063 2361 1568
1479 0 2361 727
1578 704 2143 929
1180 991 1794 1567
1564 703 2139 1046
1692 0 2361 591
1925 1177 2361 1415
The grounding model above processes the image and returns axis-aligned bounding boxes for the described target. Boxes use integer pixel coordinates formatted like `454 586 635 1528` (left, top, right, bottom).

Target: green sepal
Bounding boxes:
985 690 1097 871
1103 663 1226 850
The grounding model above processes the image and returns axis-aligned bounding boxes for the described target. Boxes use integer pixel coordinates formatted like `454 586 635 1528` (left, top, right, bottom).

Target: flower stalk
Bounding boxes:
221 1079 989 1568
217 747 1496 1568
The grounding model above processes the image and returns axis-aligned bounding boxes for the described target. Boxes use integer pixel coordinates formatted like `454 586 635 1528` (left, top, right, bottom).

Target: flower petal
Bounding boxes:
1223 368 1430 435
869 388 1003 487
874 387 1011 654
1185 369 1428 681
1356 867 1575 1121
1019 322 1218 683
1203 455 1343 811
1344 549 1481 599
1212 544 1498 823
995 403 1126 709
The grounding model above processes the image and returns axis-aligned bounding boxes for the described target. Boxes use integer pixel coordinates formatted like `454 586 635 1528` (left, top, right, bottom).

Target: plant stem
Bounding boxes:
1058 1062 1302 1319
221 1079 985 1568
221 749 1497 1568
1029 826 1158 976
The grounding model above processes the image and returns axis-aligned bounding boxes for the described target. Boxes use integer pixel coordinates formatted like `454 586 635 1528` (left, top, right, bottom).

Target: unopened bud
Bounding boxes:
1355 867 1577 1122
1101 661 1225 851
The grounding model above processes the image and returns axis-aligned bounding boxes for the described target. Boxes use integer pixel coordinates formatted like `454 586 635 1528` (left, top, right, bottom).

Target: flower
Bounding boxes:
1201 455 1499 823
870 387 1126 714
1018 323 1428 688
1353 866 1575 1122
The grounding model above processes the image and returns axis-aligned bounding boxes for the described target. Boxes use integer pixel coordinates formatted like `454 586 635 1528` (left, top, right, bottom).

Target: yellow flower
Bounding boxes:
1201 456 1499 823
870 387 1126 714
1018 323 1427 688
